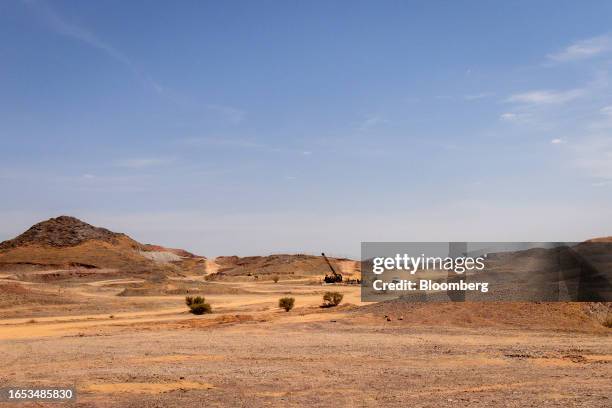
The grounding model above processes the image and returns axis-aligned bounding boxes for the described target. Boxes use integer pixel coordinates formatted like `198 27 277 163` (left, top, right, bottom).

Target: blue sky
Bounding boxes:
1 0 612 257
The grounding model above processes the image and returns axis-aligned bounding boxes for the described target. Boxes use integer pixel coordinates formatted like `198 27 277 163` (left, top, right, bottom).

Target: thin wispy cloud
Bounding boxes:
571 136 612 180
206 104 246 124
499 112 531 123
587 105 612 131
601 106 612 116
464 92 494 101
114 157 174 169
68 173 156 193
23 0 250 124
499 112 518 121
184 137 270 150
550 138 566 145
183 136 287 154
182 137 315 157
357 114 388 131
506 89 584 105
548 34 612 62
22 0 163 93
0 167 157 194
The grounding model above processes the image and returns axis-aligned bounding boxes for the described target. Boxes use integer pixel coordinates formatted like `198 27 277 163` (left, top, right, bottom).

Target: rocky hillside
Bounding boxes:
0 216 204 274
0 216 133 249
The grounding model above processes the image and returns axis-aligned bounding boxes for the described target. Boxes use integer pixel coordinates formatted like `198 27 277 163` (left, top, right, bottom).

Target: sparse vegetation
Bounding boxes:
278 297 295 312
186 295 204 306
272 275 280 283
603 315 612 328
190 302 212 314
322 291 343 308
185 295 212 315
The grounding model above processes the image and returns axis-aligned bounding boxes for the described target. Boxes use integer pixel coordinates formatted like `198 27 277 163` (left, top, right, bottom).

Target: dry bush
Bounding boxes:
279 297 295 312
322 291 343 308
185 295 212 315
190 303 212 315
272 275 280 283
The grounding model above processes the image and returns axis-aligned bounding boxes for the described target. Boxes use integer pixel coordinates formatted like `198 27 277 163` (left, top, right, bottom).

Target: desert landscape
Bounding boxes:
5 1 612 406
0 217 611 407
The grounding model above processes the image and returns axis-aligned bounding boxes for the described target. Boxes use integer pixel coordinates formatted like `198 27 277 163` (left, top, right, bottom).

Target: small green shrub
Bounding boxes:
322 291 343 308
279 297 295 312
185 296 212 315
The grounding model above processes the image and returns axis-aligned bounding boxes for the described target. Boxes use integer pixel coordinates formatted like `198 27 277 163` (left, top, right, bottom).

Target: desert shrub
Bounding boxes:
272 275 280 283
185 295 205 306
189 302 212 315
603 316 612 328
278 297 295 312
185 296 212 315
322 291 343 308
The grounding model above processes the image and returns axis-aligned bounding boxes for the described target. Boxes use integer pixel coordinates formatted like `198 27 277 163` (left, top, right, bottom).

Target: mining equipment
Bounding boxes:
322 252 343 283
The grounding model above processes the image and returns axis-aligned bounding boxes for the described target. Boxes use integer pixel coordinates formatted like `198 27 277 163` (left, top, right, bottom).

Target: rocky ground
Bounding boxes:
0 274 610 407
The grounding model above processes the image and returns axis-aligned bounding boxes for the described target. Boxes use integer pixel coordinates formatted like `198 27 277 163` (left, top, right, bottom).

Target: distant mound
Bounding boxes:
0 216 130 249
142 244 200 259
0 216 204 275
587 236 612 243
211 254 359 280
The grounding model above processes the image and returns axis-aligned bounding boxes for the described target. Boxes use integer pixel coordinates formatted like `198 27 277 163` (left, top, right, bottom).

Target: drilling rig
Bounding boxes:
322 252 343 283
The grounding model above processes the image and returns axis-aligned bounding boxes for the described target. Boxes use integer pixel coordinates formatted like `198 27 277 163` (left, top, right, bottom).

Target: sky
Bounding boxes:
1 0 612 257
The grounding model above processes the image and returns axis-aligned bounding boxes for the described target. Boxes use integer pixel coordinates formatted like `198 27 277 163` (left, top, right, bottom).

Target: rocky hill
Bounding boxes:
0 216 204 274
0 216 132 249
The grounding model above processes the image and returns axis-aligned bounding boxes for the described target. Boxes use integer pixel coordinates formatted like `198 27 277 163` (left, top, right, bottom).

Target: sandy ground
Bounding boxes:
0 274 610 407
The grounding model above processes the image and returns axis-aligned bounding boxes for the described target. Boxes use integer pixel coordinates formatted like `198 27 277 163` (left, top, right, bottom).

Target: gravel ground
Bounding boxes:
1 314 610 407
